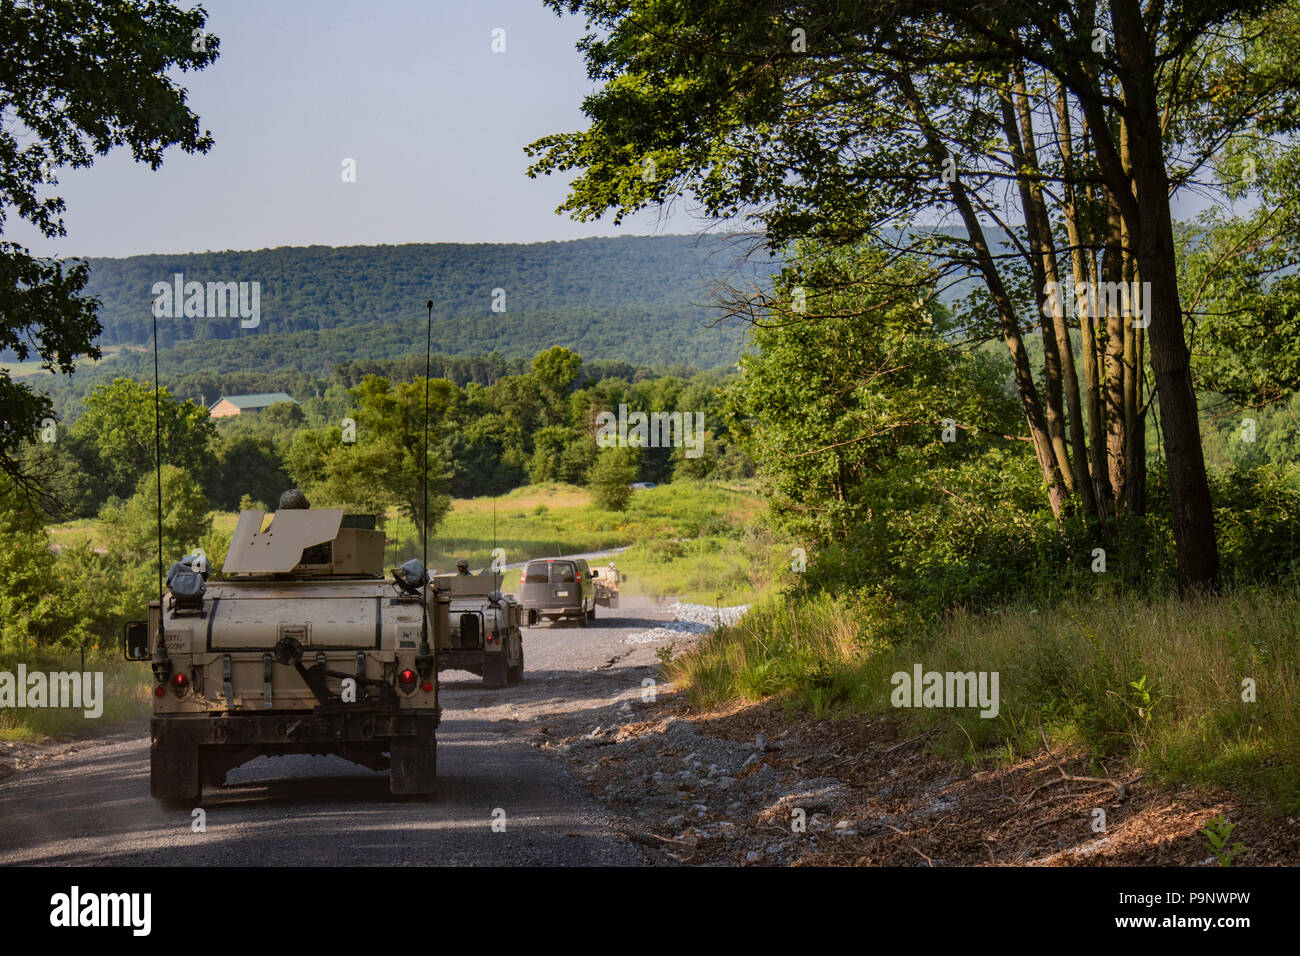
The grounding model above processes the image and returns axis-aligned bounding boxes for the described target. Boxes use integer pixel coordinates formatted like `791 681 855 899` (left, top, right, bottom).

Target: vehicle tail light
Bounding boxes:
170 672 189 697
421 681 433 693
398 668 418 694
154 685 166 698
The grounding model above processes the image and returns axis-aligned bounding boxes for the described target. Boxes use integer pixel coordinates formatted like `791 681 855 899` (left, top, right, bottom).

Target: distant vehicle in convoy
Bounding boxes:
123 493 449 802
433 564 524 686
629 482 657 490
519 557 619 626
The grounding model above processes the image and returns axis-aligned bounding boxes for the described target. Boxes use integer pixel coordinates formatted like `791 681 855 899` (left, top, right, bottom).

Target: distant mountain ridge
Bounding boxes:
80 234 772 354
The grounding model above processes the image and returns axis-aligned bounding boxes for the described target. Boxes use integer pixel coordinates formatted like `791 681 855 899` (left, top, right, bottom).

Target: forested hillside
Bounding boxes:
12 235 761 417
79 234 764 346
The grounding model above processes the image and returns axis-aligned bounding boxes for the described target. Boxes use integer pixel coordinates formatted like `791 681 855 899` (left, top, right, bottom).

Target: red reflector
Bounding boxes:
154 686 165 698
421 681 433 693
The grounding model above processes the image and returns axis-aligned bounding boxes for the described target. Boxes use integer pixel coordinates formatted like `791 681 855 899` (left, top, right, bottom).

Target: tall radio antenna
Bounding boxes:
416 299 434 678
423 300 432 570
151 310 167 671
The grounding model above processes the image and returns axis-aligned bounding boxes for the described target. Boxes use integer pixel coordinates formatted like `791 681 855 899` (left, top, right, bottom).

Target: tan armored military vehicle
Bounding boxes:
434 564 524 687
123 496 449 802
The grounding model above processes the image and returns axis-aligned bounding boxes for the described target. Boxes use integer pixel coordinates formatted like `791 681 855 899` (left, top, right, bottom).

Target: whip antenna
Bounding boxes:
415 299 434 678
151 310 167 667
423 299 432 569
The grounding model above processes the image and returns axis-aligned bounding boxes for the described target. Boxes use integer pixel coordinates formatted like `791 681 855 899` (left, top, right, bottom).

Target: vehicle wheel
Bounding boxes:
587 603 596 621
507 645 524 685
578 610 588 628
389 735 437 795
483 654 508 687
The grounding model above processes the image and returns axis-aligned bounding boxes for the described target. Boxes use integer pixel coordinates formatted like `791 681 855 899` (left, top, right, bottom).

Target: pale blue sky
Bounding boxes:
11 0 1214 261
13 0 694 259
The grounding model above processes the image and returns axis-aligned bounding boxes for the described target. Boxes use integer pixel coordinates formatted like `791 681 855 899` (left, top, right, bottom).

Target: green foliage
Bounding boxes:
287 377 452 537
73 236 753 356
0 647 150 742
63 378 216 513
532 346 583 424
0 485 66 651
732 241 1028 607
588 446 639 511
670 583 1300 810
1200 815 1244 867
0 0 218 492
98 465 212 566
208 433 291 511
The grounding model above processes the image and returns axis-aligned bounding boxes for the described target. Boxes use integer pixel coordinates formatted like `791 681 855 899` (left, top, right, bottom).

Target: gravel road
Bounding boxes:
0 596 679 867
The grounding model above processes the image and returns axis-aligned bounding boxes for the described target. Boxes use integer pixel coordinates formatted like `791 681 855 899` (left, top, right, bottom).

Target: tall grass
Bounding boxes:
0 647 151 742
667 583 1300 809
383 481 774 598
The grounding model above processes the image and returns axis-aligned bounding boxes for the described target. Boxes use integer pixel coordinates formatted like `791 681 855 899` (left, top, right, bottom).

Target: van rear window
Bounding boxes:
551 562 577 583
523 562 549 583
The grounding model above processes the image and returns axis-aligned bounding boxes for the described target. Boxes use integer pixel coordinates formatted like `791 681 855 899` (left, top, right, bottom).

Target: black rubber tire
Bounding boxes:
507 645 524 685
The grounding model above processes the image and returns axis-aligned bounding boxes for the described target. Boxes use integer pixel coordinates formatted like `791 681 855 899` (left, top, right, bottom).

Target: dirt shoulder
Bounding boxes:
0 717 150 783
523 684 1300 866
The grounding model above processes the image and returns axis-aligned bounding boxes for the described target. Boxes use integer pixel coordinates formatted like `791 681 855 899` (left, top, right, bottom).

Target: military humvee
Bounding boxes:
123 498 449 801
434 568 524 687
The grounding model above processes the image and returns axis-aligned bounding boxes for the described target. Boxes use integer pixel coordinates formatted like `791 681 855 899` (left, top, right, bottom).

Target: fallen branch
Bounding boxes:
1022 724 1135 807
883 728 939 754
883 823 934 867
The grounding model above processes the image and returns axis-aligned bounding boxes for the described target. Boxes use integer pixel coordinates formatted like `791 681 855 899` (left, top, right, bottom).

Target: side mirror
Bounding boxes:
123 620 151 661
621 573 627 582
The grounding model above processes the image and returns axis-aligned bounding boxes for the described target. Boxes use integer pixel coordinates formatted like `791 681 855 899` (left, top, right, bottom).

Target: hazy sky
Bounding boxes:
12 0 695 259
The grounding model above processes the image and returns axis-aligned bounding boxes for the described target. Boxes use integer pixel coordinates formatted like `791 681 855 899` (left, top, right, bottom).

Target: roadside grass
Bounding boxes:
45 477 781 619
666 583 1300 812
382 480 771 599
48 509 239 551
0 646 151 742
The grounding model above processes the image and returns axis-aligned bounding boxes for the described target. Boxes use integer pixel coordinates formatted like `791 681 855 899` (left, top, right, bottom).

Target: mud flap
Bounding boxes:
482 654 508 688
389 734 437 795
151 744 200 800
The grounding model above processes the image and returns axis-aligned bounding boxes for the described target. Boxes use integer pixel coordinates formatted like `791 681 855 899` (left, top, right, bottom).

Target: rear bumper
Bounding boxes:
151 708 439 749
437 648 498 671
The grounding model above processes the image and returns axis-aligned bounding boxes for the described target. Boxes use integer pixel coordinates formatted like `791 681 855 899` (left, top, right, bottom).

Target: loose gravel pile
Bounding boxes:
622 602 750 644
667 602 750 627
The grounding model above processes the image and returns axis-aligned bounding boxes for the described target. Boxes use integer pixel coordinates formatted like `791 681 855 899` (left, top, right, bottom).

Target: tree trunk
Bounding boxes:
1110 0 1219 590
1000 73 1076 498
897 69 1070 516
1012 64 1097 520
1055 84 1112 524
1103 201 1127 508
